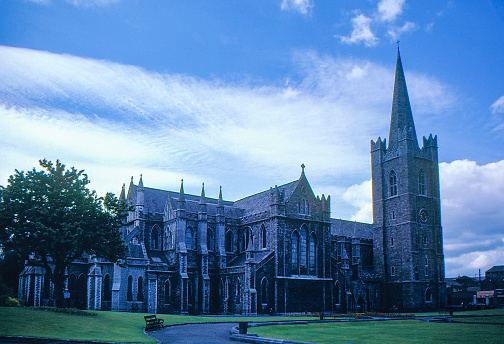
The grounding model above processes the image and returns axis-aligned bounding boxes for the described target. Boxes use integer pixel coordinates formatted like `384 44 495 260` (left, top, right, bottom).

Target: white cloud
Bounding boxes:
490 95 504 114
65 0 120 7
377 0 406 22
280 0 313 15
387 21 417 41
337 14 379 47
342 179 372 223
338 159 504 277
440 159 504 276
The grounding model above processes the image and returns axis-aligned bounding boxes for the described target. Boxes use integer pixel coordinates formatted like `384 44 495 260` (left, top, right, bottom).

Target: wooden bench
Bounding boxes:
144 315 164 331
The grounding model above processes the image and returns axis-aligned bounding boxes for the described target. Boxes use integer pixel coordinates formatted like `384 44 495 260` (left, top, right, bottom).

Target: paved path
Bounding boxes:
145 323 238 344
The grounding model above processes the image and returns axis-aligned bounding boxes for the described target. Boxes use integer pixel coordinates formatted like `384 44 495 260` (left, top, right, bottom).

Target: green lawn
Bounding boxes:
251 319 504 344
0 307 316 343
2 307 504 344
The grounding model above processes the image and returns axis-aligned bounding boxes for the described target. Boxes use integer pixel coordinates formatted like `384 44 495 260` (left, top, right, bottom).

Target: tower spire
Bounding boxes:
388 48 418 149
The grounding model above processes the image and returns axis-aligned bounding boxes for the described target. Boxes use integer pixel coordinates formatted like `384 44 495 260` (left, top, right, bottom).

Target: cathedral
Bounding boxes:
18 50 446 314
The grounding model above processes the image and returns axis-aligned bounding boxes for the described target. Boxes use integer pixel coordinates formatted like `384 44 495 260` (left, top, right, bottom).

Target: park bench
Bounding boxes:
144 315 164 331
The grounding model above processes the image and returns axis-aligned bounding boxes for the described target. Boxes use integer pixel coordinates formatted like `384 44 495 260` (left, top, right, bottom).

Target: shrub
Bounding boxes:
5 297 20 307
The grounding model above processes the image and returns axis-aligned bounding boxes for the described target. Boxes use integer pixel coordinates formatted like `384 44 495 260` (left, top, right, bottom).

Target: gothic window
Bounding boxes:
207 228 215 251
391 266 396 276
418 169 426 195
300 226 307 271
151 225 161 250
261 278 268 304
137 276 143 301
225 231 234 252
164 279 171 304
261 225 267 249
185 227 194 250
389 170 398 197
308 233 316 275
103 274 111 302
425 256 429 276
425 288 432 302
235 279 241 304
291 230 299 274
334 281 340 304
127 276 133 301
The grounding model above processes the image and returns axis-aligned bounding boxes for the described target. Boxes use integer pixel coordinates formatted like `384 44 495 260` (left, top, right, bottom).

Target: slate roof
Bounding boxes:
234 180 299 217
331 218 373 240
486 265 504 273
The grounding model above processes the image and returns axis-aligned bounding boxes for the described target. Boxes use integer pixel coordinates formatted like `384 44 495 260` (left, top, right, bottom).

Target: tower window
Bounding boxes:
418 169 426 195
391 266 396 276
389 170 398 197
390 237 394 246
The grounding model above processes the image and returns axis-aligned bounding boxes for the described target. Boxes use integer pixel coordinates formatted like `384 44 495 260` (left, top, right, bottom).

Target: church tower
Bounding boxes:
371 49 446 312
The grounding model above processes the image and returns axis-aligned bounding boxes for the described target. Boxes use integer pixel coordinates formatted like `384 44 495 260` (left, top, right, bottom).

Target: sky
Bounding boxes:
0 0 503 278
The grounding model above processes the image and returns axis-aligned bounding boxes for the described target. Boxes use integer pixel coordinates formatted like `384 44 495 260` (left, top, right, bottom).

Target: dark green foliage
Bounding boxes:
0 159 129 307
32 306 97 316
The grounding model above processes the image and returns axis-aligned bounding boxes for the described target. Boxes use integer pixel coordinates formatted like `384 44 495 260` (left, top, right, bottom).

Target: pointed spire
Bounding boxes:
178 179 185 202
119 183 126 201
200 182 206 204
217 186 223 206
388 48 418 149
138 174 143 188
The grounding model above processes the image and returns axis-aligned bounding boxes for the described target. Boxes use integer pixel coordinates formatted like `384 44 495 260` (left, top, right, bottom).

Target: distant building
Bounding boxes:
485 265 504 281
19 50 446 314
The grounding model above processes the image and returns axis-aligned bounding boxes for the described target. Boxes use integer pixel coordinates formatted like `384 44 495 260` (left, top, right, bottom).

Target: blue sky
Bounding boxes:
0 0 503 278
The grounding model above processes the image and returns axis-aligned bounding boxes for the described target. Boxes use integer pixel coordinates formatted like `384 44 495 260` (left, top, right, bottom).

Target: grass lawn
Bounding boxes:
250 319 504 344
0 307 317 343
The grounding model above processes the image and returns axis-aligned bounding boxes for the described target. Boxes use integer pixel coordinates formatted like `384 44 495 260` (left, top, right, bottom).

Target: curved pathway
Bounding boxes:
146 323 238 344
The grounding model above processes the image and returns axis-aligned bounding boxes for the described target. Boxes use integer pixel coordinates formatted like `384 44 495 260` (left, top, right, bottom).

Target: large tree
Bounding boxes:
0 159 128 307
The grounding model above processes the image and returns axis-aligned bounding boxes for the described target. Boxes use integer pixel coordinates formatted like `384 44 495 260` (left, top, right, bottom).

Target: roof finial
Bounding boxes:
301 163 305 174
397 40 400 50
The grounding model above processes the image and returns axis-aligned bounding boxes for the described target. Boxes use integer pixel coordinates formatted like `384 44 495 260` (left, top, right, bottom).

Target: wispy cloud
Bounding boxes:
337 0 418 47
280 0 313 15
2 46 490 278
377 0 406 22
27 0 120 6
387 21 417 42
337 13 379 47
490 95 504 114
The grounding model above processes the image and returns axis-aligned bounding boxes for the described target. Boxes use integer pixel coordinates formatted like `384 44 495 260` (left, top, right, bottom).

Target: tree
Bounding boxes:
0 159 128 307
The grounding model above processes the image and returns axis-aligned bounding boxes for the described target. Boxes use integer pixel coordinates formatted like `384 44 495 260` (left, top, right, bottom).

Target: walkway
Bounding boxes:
146 323 238 344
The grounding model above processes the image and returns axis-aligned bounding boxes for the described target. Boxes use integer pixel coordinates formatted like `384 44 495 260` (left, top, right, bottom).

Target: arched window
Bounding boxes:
207 228 215 251
127 276 133 301
240 227 253 252
300 226 307 270
137 276 143 301
291 231 300 274
151 225 160 250
261 278 268 304
164 279 171 304
226 231 234 252
261 225 267 249
389 170 398 197
308 233 316 275
334 281 340 304
235 278 241 304
103 274 111 302
185 227 194 250
418 169 426 195
425 288 432 302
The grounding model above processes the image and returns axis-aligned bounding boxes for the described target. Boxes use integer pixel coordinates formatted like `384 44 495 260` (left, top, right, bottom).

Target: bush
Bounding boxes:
32 307 97 316
5 297 20 307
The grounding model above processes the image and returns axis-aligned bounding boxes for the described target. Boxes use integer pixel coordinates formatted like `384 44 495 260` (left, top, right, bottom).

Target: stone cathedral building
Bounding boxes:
19 51 446 314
